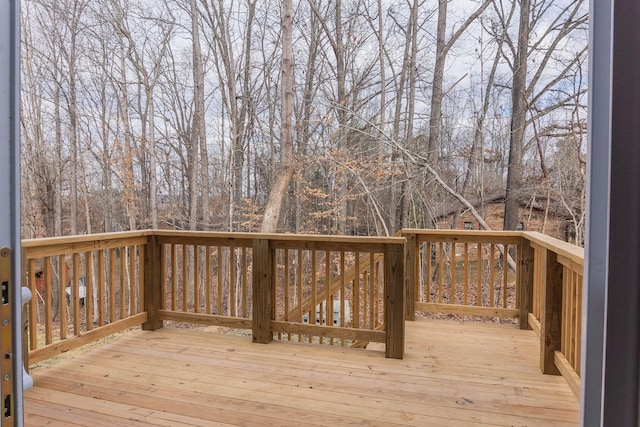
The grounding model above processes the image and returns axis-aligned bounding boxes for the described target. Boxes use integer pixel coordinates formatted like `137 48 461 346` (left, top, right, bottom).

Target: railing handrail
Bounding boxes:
400 228 523 238
21 230 152 247
153 229 405 245
521 231 584 267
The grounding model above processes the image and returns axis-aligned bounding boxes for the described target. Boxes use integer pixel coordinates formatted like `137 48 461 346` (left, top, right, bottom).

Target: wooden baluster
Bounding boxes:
489 244 495 308
425 242 432 304
438 243 444 303
129 246 136 316
44 257 52 344
170 244 176 311
404 233 416 321
326 251 332 330
138 245 145 314
193 246 199 314
108 249 116 323
502 245 509 308
463 243 469 306
230 247 237 317
518 238 534 330
205 246 211 315
450 242 456 304
353 252 360 329
120 247 126 320
476 244 482 306
59 255 67 340
98 250 105 327
340 251 346 345
242 246 248 319
370 253 376 329
182 245 188 312
27 258 37 349
297 249 303 342
73 252 80 334
217 246 223 315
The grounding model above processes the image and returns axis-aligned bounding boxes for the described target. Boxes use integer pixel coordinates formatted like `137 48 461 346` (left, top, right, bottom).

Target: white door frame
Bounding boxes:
0 1 25 426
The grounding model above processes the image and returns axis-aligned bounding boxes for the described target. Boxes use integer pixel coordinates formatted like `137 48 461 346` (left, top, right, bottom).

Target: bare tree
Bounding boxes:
260 0 294 233
427 0 492 163
502 0 587 230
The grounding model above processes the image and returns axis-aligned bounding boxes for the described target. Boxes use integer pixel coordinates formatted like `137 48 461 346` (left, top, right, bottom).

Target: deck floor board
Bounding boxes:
24 319 579 426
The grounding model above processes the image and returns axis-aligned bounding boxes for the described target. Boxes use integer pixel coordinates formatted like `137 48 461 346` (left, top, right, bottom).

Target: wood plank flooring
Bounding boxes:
24 319 579 426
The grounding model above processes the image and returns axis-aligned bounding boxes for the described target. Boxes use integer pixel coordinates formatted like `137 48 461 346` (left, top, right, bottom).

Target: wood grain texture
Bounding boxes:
404 234 417 320
555 350 580 398
384 244 405 359
252 239 273 344
143 235 162 331
519 237 535 329
28 313 147 365
415 302 519 318
540 248 564 375
24 319 579 426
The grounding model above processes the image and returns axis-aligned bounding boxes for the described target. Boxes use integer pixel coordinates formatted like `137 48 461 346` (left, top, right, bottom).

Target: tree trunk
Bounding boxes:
261 0 294 233
504 0 530 231
388 0 417 232
427 0 447 164
188 0 203 231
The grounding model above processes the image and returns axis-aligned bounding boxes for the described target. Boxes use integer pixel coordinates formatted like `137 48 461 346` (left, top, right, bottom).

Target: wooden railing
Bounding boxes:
22 231 405 363
150 232 255 330
401 229 584 398
401 230 524 321
22 232 150 365
522 232 584 397
147 231 405 359
21 229 584 383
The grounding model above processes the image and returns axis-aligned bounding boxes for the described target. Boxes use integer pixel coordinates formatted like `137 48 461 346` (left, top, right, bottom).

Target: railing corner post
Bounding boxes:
143 234 163 331
518 237 534 330
540 248 563 375
252 239 273 344
385 243 404 359
404 233 416 321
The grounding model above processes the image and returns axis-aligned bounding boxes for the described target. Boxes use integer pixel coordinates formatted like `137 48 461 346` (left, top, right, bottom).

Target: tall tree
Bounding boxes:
503 0 530 231
502 0 587 230
260 0 294 233
189 0 207 230
427 0 492 163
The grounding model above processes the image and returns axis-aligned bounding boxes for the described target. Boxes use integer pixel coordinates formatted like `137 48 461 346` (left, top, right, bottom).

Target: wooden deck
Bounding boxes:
24 319 579 426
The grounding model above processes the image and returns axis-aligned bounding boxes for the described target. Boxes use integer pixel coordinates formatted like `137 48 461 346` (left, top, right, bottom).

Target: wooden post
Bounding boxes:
404 233 416 321
385 244 404 359
252 239 273 344
539 248 563 375
518 236 534 329
143 234 163 331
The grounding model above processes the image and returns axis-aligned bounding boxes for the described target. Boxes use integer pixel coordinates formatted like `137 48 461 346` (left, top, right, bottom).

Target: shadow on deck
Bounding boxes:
24 319 578 426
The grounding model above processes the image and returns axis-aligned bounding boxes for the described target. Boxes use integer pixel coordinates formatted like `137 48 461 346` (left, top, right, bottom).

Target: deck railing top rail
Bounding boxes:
522 231 584 267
